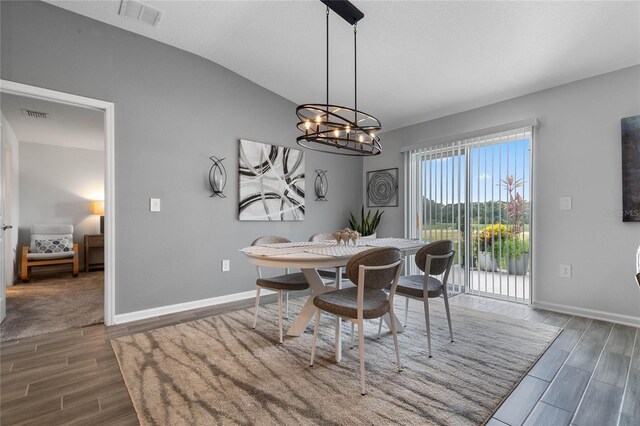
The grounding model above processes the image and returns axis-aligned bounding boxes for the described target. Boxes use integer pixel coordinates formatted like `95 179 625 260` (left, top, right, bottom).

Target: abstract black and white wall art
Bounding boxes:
622 115 640 222
367 167 399 207
238 139 305 221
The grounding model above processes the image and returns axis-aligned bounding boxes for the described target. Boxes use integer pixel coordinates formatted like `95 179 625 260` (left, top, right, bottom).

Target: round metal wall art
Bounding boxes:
209 156 227 198
314 169 328 201
367 168 398 207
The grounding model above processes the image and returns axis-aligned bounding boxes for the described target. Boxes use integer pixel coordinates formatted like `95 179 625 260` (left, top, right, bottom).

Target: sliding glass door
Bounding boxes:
405 127 532 303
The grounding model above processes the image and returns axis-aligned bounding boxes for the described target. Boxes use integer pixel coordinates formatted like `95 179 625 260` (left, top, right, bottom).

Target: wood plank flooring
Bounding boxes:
1 293 638 425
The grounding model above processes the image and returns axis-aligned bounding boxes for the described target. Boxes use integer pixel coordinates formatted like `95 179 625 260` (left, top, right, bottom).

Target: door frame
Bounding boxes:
0 79 116 325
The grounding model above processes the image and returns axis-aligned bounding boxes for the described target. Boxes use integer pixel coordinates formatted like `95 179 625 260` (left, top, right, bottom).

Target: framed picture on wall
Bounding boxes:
367 167 399 207
622 115 640 222
238 139 305 221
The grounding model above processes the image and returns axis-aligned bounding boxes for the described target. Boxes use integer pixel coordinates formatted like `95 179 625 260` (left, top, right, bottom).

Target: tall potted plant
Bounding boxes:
348 207 383 237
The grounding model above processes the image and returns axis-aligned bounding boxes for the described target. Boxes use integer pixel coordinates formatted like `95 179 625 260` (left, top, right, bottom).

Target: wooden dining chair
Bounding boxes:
309 247 404 395
251 236 310 344
395 240 455 358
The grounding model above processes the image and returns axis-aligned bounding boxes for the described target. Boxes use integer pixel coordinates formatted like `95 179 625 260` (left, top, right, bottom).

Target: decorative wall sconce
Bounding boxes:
209 156 227 198
315 169 328 201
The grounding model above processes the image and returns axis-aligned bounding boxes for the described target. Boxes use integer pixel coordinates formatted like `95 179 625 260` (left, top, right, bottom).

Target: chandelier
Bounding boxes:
296 0 382 156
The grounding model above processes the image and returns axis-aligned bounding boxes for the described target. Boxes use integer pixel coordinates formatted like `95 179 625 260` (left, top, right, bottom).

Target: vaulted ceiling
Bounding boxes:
45 1 640 131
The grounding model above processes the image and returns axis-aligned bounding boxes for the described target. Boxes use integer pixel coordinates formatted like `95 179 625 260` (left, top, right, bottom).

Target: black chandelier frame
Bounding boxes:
295 1 382 157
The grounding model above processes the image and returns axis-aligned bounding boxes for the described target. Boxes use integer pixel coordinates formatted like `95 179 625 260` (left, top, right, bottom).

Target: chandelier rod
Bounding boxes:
354 23 357 125
326 6 329 112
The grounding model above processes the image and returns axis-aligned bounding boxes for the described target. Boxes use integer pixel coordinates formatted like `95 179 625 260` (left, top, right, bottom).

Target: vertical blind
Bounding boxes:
403 126 533 303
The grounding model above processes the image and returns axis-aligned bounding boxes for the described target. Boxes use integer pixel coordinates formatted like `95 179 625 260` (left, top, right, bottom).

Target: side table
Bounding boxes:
84 234 104 272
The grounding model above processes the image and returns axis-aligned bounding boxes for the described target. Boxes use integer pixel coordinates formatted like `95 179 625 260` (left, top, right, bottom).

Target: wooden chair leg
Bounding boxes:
21 247 29 282
21 263 29 283
72 256 79 277
72 244 79 277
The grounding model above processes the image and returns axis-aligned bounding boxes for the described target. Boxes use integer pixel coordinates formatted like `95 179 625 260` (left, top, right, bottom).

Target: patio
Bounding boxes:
448 265 531 303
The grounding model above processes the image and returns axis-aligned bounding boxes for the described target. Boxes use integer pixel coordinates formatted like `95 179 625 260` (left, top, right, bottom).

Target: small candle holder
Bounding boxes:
315 169 328 201
209 156 227 198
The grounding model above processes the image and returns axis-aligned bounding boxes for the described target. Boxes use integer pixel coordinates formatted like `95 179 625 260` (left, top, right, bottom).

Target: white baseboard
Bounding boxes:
114 289 275 325
533 300 640 328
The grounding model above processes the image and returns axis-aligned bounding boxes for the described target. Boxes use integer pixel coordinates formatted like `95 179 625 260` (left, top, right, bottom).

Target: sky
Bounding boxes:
420 137 531 204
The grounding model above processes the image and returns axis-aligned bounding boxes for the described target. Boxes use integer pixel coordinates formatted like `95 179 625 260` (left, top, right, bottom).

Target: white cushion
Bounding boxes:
27 251 75 260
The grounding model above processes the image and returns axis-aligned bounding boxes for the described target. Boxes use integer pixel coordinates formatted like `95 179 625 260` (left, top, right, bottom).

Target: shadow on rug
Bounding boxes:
112 299 560 425
1 272 103 342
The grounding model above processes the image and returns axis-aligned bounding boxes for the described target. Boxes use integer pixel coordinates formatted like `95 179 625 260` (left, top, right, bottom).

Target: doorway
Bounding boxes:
405 125 533 303
0 80 115 334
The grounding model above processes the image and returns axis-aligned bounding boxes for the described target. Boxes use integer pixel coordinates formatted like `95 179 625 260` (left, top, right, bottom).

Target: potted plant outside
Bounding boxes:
504 238 530 275
475 224 509 272
348 207 383 237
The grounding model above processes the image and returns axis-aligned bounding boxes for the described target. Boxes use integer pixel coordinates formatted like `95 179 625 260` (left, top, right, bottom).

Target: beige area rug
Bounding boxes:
112 298 560 425
1 272 103 342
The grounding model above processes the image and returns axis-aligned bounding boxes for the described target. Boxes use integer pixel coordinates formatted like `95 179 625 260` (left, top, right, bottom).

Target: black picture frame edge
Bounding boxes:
366 167 399 208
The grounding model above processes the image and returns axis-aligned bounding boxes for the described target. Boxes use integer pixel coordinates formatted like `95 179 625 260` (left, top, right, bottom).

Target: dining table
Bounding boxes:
240 237 424 362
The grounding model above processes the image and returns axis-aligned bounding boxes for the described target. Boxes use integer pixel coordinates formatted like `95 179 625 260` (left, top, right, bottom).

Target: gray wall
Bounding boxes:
18 141 104 267
1 1 363 314
365 65 640 322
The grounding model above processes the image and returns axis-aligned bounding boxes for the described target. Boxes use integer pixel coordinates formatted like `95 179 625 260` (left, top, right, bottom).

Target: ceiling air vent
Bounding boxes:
119 0 163 27
21 109 48 119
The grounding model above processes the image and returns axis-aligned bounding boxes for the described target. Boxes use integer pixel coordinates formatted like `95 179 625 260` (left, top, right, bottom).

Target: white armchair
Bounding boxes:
21 224 79 282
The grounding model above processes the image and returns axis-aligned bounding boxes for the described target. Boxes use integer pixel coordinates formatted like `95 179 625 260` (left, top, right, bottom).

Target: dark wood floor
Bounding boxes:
1 293 638 425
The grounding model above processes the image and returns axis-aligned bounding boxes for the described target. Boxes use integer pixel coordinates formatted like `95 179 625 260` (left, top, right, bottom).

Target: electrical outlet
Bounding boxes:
150 198 161 212
560 196 572 211
222 259 230 272
559 264 572 278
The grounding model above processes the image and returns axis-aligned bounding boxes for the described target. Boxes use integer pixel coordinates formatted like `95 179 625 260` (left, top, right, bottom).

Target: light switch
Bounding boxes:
150 198 161 212
560 196 572 211
222 259 230 272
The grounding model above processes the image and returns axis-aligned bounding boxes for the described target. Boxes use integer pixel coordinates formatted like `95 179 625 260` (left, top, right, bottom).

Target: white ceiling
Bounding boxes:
0 94 105 151
44 1 640 131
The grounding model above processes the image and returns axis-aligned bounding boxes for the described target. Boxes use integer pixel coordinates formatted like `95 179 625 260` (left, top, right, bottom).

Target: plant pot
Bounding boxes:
478 251 499 272
507 255 529 275
361 233 377 239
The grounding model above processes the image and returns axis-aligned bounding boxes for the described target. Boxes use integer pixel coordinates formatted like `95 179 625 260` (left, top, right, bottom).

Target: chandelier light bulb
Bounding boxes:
359 135 364 143
316 115 322 123
305 120 311 129
334 129 340 137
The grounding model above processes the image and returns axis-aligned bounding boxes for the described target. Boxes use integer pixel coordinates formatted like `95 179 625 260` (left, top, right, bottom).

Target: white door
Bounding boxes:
0 139 6 323
0 134 14 323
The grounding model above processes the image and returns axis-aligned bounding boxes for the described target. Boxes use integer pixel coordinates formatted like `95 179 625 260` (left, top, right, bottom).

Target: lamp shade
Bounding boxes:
92 200 105 215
